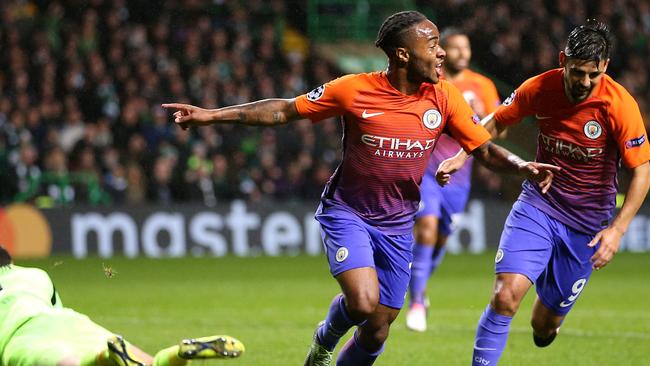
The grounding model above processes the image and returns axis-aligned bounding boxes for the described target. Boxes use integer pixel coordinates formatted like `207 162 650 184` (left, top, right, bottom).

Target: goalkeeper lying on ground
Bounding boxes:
0 246 244 366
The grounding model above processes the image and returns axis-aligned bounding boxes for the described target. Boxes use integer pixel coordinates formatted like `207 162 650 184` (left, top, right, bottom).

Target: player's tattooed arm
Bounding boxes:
589 161 650 270
162 99 301 129
471 141 561 194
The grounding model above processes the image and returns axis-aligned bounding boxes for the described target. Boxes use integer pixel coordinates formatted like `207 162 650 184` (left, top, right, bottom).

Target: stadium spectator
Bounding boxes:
0 245 244 365
39 146 74 205
185 141 218 206
147 155 177 205
13 143 41 196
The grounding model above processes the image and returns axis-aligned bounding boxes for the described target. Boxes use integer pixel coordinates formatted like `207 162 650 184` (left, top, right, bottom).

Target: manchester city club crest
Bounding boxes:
495 249 504 263
335 247 349 262
422 109 442 129
306 85 325 101
583 120 602 139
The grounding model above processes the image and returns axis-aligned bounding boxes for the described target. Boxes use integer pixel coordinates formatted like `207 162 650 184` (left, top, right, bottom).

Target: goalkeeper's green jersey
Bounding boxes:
0 265 62 352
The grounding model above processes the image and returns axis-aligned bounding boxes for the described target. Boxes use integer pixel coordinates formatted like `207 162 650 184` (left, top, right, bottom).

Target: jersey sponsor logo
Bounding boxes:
540 133 604 162
625 134 646 149
422 109 442 130
583 120 603 139
361 134 436 159
306 85 325 101
361 110 384 119
503 90 516 106
335 247 348 262
495 248 504 263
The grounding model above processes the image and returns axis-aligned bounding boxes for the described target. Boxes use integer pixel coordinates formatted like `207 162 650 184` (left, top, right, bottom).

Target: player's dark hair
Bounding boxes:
565 19 612 61
0 246 12 267
440 27 466 48
375 10 427 56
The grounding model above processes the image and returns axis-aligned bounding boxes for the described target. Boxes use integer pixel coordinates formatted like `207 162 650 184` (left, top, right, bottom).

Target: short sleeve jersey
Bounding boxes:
428 69 501 188
295 71 491 234
495 68 650 234
0 265 62 351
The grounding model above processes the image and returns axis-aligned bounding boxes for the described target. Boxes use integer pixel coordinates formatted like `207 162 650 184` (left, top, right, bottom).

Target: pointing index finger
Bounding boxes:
161 103 187 110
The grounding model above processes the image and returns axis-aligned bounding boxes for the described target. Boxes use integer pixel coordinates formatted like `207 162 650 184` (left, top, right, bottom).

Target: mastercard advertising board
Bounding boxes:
1 201 649 258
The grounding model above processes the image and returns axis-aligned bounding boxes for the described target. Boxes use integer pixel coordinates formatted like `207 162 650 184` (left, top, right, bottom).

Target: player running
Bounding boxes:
0 246 244 366
406 28 501 332
163 11 559 366
437 20 650 366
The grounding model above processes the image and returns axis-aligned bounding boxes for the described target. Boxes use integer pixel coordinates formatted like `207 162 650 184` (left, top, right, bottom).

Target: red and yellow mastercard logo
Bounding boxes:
0 204 52 258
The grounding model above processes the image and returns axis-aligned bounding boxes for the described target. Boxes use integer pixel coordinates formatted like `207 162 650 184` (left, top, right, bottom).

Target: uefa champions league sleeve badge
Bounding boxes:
307 85 325 101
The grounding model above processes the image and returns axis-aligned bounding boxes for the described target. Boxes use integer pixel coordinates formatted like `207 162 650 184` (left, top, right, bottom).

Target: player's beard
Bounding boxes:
571 84 592 102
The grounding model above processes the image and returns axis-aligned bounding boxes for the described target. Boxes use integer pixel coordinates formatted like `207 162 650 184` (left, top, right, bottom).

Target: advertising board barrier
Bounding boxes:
1 200 649 258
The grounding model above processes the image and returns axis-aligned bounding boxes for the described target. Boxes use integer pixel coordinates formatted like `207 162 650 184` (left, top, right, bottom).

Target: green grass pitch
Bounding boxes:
19 253 650 365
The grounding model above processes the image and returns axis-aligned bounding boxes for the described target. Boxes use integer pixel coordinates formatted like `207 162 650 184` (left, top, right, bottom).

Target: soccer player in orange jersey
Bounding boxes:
406 28 501 332
438 20 650 366
163 11 559 366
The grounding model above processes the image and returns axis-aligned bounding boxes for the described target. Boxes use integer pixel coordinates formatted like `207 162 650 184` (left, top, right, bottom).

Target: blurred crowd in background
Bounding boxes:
1 0 649 207
423 0 650 115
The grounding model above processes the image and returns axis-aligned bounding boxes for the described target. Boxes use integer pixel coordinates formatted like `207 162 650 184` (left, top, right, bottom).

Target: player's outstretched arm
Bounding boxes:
588 161 650 270
435 113 509 186
471 141 561 194
162 98 301 129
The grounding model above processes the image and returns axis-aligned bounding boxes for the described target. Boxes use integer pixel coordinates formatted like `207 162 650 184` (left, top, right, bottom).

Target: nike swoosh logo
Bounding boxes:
559 301 574 308
535 114 552 120
362 110 385 119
